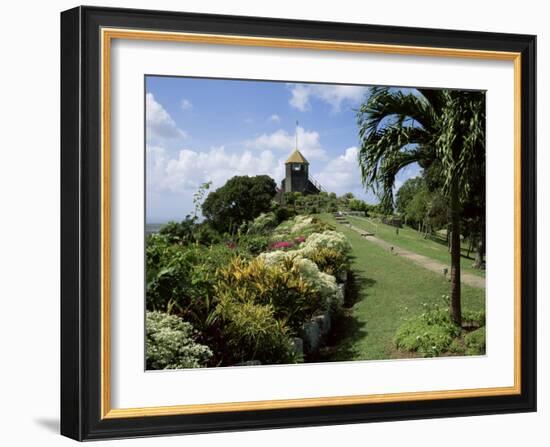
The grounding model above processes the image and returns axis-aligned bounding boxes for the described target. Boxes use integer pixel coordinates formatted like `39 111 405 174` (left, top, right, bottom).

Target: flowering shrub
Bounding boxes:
269 240 295 250
146 214 349 367
265 228 351 278
298 230 352 258
294 235 306 244
272 215 332 240
146 311 212 370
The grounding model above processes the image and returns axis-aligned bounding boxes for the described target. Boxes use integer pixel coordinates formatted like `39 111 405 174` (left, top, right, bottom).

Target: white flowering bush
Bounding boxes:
294 256 342 306
272 214 327 239
146 311 212 370
290 215 315 234
298 230 352 258
297 230 351 278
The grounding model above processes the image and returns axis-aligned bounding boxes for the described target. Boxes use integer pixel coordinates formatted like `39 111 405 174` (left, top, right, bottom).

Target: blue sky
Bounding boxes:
145 76 420 223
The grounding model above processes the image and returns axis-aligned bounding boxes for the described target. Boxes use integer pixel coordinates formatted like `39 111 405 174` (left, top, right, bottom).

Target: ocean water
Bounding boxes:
145 223 165 235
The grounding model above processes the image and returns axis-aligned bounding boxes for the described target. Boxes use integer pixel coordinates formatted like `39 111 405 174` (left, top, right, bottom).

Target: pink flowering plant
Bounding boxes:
269 240 295 251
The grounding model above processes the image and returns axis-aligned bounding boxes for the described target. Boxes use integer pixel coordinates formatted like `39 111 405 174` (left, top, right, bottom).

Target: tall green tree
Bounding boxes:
202 175 277 233
357 87 485 325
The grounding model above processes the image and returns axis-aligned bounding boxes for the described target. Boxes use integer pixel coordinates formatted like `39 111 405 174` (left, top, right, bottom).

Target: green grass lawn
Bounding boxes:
318 214 486 362
345 215 485 278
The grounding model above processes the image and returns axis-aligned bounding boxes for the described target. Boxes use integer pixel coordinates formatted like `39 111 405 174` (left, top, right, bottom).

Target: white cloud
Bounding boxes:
268 114 281 123
288 84 367 112
146 93 187 141
147 145 285 195
180 98 193 111
315 146 365 196
245 126 327 160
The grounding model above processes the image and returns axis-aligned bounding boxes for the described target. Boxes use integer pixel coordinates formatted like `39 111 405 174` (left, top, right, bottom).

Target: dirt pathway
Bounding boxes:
347 224 486 290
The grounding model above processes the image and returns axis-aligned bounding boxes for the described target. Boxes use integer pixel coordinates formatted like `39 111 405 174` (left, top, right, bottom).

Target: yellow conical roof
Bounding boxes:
285 149 309 164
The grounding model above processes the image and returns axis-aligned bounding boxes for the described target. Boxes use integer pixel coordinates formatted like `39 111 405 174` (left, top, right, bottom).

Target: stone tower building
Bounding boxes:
280 149 322 195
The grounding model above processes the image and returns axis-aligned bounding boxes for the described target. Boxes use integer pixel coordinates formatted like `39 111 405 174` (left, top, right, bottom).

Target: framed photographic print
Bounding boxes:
60 6 536 441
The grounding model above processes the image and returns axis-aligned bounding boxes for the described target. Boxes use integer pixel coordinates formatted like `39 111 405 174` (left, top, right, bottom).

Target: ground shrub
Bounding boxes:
394 301 461 357
464 327 486 355
462 309 486 328
146 311 212 370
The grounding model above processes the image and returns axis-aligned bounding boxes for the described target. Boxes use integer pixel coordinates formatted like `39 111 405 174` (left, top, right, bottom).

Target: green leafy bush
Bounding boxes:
158 218 197 244
145 237 234 331
235 234 270 256
394 301 461 357
156 217 222 246
146 311 212 370
464 327 486 355
274 205 296 223
247 212 279 235
192 222 223 246
462 310 486 328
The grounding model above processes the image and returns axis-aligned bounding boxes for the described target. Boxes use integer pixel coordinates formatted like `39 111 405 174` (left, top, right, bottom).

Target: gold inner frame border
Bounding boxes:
100 27 522 419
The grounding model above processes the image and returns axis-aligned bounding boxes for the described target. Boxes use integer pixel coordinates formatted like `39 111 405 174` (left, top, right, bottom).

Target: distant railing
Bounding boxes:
308 175 326 193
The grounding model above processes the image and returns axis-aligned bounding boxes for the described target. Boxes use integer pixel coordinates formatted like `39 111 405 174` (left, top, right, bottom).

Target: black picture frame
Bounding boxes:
61 5 536 441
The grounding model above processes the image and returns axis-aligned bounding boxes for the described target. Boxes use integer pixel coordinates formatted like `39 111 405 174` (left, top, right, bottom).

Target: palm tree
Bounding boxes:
356 87 485 326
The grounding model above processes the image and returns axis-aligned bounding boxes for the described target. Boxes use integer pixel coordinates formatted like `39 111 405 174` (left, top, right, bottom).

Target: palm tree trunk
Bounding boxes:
449 178 462 326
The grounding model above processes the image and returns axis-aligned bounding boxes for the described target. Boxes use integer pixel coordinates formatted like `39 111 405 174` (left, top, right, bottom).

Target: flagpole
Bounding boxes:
295 120 298 150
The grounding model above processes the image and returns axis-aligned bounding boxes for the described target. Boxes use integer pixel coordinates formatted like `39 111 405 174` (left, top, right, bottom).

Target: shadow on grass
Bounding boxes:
345 269 374 307
427 233 477 261
314 269 374 363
